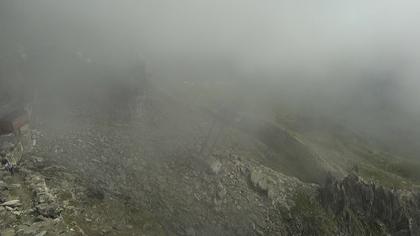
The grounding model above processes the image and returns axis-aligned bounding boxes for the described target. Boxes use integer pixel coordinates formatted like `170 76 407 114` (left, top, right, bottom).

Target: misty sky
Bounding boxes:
1 0 420 154
3 0 420 71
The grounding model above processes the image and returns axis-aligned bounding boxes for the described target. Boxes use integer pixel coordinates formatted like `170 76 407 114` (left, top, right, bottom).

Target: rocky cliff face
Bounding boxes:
320 174 420 235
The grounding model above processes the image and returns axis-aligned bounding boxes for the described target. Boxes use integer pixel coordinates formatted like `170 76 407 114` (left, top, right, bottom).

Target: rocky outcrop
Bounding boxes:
320 174 420 235
26 174 62 218
0 164 72 235
0 134 23 166
248 166 312 207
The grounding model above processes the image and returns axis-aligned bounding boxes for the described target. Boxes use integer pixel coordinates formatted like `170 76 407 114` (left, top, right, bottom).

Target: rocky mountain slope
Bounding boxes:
1 78 420 235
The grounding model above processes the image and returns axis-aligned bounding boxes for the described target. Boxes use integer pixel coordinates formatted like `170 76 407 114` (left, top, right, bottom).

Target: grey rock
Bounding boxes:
1 200 22 207
35 203 61 218
35 231 47 236
209 159 222 175
217 184 227 199
250 169 276 198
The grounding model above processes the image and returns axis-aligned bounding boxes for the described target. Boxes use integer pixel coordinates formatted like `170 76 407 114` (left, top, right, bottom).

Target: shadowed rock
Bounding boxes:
320 174 420 235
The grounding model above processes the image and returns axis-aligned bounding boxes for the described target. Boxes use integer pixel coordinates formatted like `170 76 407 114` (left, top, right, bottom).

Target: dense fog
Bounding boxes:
3 1 420 235
1 0 420 155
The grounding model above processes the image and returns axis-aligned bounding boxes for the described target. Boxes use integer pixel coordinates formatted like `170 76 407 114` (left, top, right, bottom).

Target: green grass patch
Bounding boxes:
285 190 338 235
358 164 412 189
350 146 420 188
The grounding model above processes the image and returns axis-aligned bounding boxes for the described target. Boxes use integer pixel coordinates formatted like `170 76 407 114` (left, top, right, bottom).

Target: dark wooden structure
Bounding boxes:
0 110 29 135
